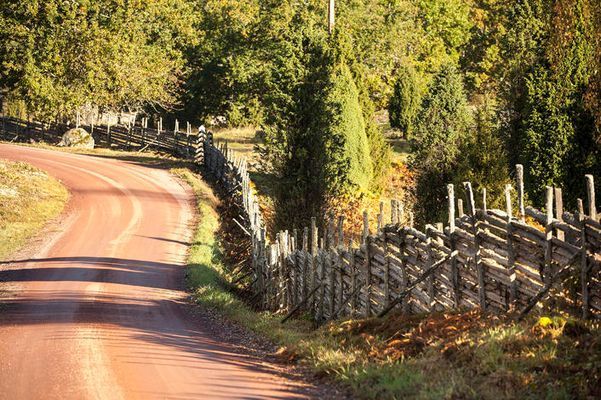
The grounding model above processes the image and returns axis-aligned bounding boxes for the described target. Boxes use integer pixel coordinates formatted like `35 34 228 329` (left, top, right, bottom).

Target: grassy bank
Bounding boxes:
0 159 68 259
177 167 601 400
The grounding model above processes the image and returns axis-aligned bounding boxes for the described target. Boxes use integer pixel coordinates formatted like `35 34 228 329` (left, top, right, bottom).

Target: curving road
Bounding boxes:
0 145 316 399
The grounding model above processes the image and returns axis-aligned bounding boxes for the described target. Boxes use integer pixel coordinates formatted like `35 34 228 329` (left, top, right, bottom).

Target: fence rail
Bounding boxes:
200 135 601 321
0 115 198 158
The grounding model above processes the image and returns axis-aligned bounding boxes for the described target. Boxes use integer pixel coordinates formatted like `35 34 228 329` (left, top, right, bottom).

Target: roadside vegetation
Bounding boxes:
178 166 600 399
0 159 68 259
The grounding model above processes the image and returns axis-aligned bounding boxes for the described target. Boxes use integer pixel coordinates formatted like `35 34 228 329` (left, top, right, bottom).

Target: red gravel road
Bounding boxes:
0 145 331 400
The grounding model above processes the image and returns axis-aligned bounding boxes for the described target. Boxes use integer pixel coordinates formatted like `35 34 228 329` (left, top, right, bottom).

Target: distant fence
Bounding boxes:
0 115 198 158
199 136 601 321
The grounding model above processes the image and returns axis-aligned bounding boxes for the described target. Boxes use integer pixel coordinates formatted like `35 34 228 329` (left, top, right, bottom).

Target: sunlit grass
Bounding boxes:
0 159 68 259
175 161 600 400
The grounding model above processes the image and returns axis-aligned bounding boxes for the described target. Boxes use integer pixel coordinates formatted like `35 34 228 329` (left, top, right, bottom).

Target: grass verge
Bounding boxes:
0 159 68 259
178 167 600 400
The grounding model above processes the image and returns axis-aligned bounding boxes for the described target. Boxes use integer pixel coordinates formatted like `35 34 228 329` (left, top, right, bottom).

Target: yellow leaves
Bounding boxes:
538 316 554 328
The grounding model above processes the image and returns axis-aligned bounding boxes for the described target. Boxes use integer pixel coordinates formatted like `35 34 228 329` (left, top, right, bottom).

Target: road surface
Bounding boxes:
0 145 320 399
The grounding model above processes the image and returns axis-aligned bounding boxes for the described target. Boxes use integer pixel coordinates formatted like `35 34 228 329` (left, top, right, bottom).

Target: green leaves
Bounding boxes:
0 0 197 120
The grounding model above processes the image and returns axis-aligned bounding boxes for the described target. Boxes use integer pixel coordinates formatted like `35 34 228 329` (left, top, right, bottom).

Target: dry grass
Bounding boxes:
0 159 68 259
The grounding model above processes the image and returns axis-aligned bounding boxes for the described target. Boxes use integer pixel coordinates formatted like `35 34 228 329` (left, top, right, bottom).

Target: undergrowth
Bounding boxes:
177 166 601 400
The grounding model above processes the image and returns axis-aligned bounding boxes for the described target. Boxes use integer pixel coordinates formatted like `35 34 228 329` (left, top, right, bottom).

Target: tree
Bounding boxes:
388 64 421 137
411 64 472 223
0 0 197 120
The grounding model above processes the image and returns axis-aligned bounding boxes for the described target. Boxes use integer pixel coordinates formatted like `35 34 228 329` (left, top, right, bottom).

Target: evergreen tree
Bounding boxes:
411 64 472 223
388 64 421 137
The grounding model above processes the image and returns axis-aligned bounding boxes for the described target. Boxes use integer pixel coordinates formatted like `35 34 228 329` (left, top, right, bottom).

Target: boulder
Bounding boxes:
59 128 94 149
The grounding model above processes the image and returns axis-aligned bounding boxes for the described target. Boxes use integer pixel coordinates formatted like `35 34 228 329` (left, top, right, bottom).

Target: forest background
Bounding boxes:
1 0 600 232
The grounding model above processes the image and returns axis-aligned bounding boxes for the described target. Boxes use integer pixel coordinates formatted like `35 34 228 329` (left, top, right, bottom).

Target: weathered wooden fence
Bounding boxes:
2 113 599 321
0 115 198 158
200 136 601 322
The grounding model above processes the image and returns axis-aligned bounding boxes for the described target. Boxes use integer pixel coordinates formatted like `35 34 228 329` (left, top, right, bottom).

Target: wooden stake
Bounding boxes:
362 210 369 245
310 217 318 311
448 184 460 307
337 216 344 248
482 188 487 214
554 187 564 240
464 182 485 310
544 186 554 285
505 184 517 307
516 164 525 221
377 201 384 233
505 184 513 220
585 175 596 220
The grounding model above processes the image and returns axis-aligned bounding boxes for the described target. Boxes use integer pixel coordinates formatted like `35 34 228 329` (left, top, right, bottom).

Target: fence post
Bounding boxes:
425 230 435 311
586 175 597 220
337 216 345 312
447 184 460 308
141 117 147 146
582 175 595 319
506 184 518 308
195 128 206 165
302 227 309 302
107 122 112 147
516 164 525 221
544 186 554 285
464 182 486 310
362 210 372 317
310 217 318 315
328 216 336 318
578 195 590 319
555 187 564 240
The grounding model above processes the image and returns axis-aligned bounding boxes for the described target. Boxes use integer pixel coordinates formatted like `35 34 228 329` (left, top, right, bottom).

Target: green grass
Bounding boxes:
212 126 260 160
0 159 68 259
177 166 601 399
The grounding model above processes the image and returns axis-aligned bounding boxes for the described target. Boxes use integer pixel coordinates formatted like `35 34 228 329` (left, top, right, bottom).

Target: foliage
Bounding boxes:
411 64 472 223
388 64 421 137
0 0 198 120
261 25 377 230
458 96 510 209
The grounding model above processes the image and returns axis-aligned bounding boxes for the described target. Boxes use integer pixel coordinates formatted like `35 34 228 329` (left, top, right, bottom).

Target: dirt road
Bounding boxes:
0 145 322 399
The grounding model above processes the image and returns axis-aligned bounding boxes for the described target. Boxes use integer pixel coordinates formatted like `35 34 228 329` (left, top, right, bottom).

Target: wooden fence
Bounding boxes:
200 135 601 321
2 114 599 321
0 115 198 158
